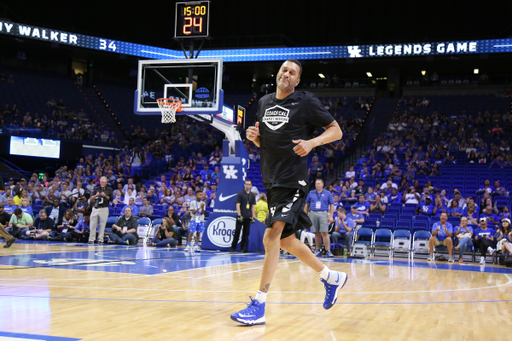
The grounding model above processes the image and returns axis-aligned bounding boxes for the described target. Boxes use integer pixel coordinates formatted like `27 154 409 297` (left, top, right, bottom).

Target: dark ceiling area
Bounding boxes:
2 1 512 49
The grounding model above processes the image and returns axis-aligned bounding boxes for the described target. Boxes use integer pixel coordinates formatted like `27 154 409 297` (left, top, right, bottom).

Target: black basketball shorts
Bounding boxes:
266 186 312 239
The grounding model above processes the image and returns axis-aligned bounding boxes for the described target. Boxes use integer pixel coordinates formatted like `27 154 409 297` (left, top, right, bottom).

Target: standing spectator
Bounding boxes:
454 217 473 263
427 212 454 262
473 218 496 264
88 177 113 244
305 179 335 257
255 193 269 223
308 156 324 182
230 180 257 253
153 217 178 247
109 207 138 245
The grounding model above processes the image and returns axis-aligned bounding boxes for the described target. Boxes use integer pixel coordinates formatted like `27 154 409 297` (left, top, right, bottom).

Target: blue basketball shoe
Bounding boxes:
321 271 348 309
230 296 266 325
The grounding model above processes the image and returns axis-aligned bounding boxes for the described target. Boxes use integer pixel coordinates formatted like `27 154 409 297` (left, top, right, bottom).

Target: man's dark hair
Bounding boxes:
195 190 203 194
83 211 91 217
244 179 252 184
284 59 302 76
14 208 23 215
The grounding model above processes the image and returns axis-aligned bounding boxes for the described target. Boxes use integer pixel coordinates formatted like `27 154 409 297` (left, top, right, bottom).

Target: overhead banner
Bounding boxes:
1 20 511 62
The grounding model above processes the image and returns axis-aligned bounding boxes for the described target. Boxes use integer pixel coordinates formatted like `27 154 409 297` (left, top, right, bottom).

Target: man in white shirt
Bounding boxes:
380 177 398 191
344 166 355 179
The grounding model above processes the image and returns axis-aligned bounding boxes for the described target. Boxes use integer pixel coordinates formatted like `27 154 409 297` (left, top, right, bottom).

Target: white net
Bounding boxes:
157 98 181 124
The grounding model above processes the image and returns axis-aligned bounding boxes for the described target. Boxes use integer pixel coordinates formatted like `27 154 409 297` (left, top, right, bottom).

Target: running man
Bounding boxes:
231 59 348 325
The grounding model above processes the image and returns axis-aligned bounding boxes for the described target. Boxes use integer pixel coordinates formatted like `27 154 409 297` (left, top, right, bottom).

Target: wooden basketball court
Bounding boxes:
0 241 511 341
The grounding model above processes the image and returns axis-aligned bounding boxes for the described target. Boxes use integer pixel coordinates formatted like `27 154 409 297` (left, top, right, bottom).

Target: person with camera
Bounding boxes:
153 217 178 247
29 209 54 240
7 208 33 238
73 195 89 219
88 176 113 244
65 212 90 243
109 206 138 245
230 180 256 253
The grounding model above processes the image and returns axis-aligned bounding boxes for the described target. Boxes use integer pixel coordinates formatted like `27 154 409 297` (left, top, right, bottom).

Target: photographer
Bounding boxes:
153 217 178 247
109 207 138 245
8 208 33 238
88 176 113 244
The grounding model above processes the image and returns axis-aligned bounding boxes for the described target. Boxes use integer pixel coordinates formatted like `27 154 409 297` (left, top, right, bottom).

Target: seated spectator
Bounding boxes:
387 188 402 204
477 179 495 195
494 181 507 196
427 212 454 262
344 166 355 179
0 188 13 205
354 180 367 197
447 199 463 217
495 218 512 256
19 199 33 216
146 189 158 205
29 209 54 240
380 177 397 192
138 198 154 217
463 203 480 225
454 217 473 263
448 191 465 208
416 197 434 216
473 218 496 264
355 195 370 217
347 205 365 226
65 212 90 243
109 207 138 245
152 217 178 247
402 186 421 204
369 194 386 214
331 207 355 256
416 161 431 175
160 188 175 206
42 189 58 207
12 189 23 207
480 206 500 228
121 198 139 217
7 208 33 238
432 197 447 218
50 209 77 241
123 186 137 205
364 187 376 203
499 206 511 221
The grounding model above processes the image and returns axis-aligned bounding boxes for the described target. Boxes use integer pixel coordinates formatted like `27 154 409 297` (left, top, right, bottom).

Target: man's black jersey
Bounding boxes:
256 91 335 189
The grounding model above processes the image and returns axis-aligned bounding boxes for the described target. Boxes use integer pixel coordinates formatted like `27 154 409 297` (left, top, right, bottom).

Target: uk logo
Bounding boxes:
347 46 363 58
223 165 238 179
263 105 289 131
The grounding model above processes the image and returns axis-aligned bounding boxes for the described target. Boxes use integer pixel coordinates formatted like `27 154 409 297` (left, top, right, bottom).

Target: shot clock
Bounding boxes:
175 1 211 38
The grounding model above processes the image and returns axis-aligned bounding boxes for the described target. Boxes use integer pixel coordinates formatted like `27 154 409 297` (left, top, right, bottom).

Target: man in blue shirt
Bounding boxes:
305 179 335 258
121 198 139 217
65 212 90 243
355 195 370 217
200 164 213 181
347 205 365 226
428 212 454 262
331 207 355 256
479 206 499 228
416 197 435 216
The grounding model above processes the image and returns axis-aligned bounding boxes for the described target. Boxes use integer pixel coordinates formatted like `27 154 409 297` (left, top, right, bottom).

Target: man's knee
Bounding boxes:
263 222 285 246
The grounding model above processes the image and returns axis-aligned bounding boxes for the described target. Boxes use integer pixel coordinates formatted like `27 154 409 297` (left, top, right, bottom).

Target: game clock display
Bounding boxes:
175 1 210 38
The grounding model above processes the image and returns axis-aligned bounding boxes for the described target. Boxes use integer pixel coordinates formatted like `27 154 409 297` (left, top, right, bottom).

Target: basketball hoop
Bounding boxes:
157 98 182 124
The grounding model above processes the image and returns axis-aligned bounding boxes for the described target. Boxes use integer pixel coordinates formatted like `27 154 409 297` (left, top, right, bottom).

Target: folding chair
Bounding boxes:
393 229 412 258
372 228 393 257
